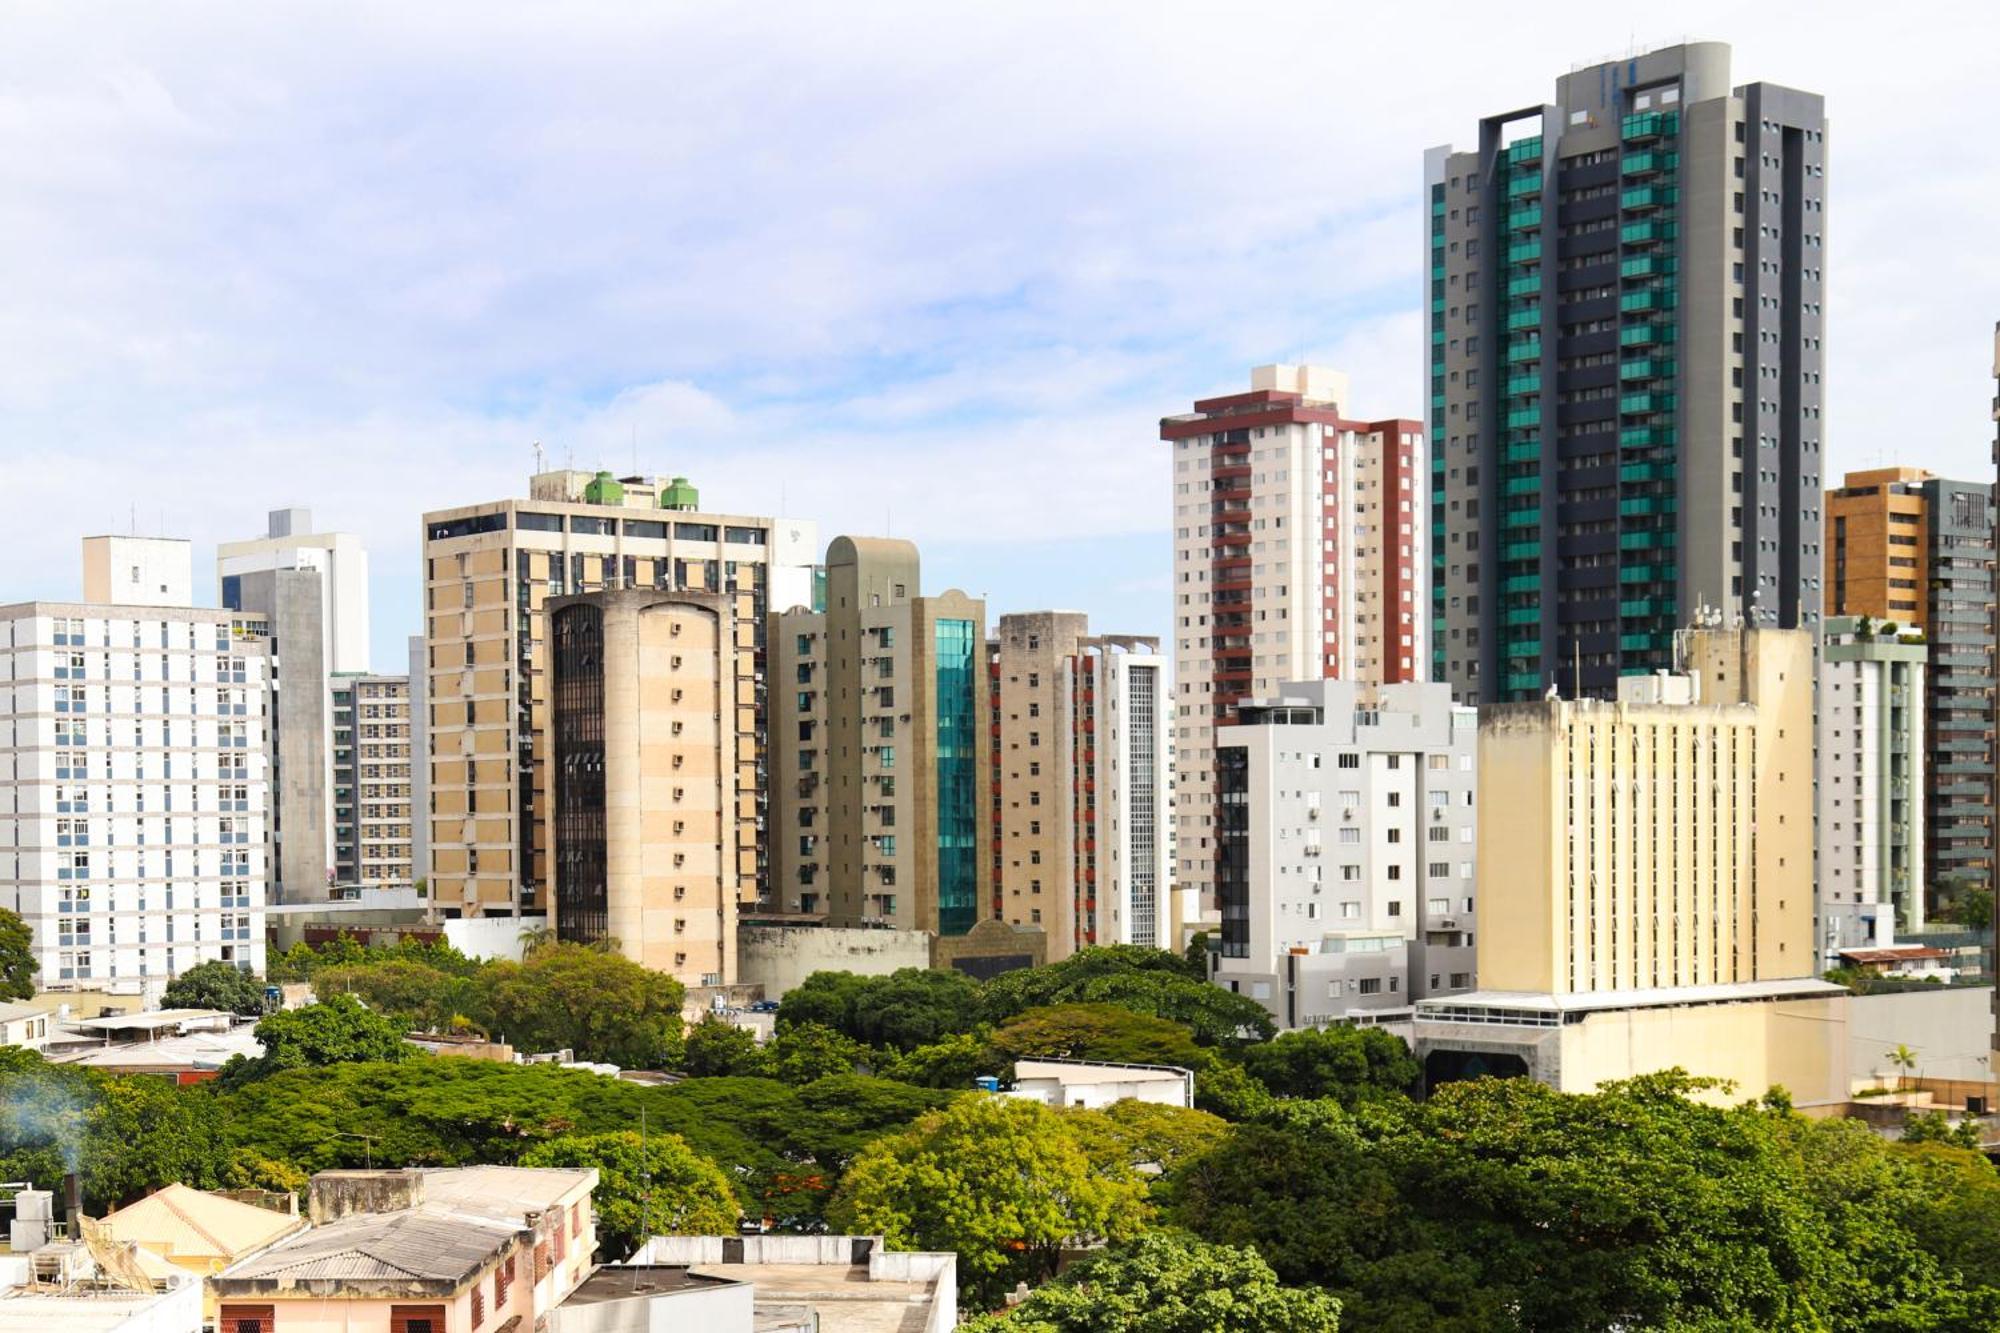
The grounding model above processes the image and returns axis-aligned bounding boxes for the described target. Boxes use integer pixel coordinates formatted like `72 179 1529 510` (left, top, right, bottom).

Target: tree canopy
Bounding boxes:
828 1094 1150 1306
231 995 413 1083
1236 1023 1418 1107
961 1233 1341 1332
0 909 37 1001
161 960 268 1017
471 943 686 1067
520 1130 739 1258
980 947 1275 1046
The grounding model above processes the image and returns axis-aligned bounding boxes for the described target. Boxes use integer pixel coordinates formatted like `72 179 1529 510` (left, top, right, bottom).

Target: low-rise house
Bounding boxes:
98 1185 305 1322
1000 1059 1194 1110
0 1280 201 1333
0 1002 55 1053
548 1265 752 1332
211 1166 597 1333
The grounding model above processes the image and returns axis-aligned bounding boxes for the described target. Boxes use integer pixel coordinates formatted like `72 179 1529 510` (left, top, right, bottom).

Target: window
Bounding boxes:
221 1308 274 1333
1357 978 1382 995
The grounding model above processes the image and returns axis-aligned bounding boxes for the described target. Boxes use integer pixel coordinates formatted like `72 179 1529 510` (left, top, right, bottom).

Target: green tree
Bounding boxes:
472 943 685 1068
1237 1024 1418 1107
231 995 413 1083
520 1130 739 1258
1888 1043 1920 1093
1903 1110 1984 1151
990 1004 1205 1068
961 1233 1341 1332
161 960 268 1017
848 968 983 1051
775 971 872 1034
1067 1101 1228 1183
981 947 1274 1046
0 908 38 1000
828 1094 1149 1307
764 1023 871 1084
880 1030 1005 1089
682 1016 768 1078
314 959 478 1033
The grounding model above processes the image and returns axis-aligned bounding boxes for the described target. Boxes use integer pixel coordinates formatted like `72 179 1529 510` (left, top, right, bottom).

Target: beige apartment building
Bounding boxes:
767 537 990 936
546 589 737 988
421 471 815 917
989 612 1170 957
1412 626 1844 1104
1477 626 1814 993
330 674 414 888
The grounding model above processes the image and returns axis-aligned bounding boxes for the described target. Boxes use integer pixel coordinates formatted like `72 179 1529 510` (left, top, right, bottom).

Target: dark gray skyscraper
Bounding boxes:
1427 42 1827 703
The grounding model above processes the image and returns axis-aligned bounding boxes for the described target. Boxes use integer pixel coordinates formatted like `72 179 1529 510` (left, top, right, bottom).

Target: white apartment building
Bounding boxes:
1160 365 1425 918
1818 615 1927 960
0 560 270 987
1213 679 1475 1028
218 508 372 675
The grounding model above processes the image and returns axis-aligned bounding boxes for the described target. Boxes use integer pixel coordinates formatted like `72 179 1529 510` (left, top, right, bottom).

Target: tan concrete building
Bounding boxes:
421 471 815 917
988 613 1170 957
1476 626 1814 993
767 537 990 936
546 589 738 988
1826 467 1932 630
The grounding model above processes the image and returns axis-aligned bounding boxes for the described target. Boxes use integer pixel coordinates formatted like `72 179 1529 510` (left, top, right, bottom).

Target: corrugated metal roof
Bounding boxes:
222 1211 512 1283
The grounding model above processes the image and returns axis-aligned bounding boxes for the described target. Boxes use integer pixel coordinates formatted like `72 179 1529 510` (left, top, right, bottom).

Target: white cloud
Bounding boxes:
0 0 1994 665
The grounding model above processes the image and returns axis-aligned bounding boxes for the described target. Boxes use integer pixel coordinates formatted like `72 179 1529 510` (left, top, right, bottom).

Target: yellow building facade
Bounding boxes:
1477 627 1814 994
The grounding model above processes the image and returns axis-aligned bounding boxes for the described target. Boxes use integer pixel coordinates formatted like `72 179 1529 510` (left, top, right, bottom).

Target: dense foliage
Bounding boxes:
828 1095 1151 1306
12 937 1993 1329
961 1233 1342 1332
520 1130 739 1257
161 960 269 1016
0 909 37 1001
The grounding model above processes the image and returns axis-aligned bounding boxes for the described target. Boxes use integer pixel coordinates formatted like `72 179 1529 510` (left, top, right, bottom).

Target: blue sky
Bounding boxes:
2 2 1997 671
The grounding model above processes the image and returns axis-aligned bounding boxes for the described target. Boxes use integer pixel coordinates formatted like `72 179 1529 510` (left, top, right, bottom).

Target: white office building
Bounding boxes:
0 543 270 987
218 508 371 675
1213 679 1476 1028
1817 615 1927 961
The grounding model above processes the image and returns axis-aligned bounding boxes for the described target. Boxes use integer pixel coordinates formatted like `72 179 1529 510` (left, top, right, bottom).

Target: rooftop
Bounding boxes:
99 1185 304 1265
1416 977 1846 1021
0 1003 51 1025
0 1285 197 1333
559 1265 742 1308
214 1167 593 1294
46 1029 262 1073
1013 1058 1193 1086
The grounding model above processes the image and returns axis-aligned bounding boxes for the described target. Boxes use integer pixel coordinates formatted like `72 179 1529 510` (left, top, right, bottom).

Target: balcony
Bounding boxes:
1503 539 1541 562
1503 573 1540 594
1620 218 1677 246
1505 372 1540 397
1506 274 1541 299
1620 391 1677 415
1504 606 1542 627
1619 495 1677 518
1506 172 1543 199
1619 461 1671 484
1504 406 1541 430
1503 507 1541 529
1620 424 1676 448
1620 254 1676 280
1620 530 1677 551
1621 111 1679 141
1619 287 1677 314
1506 240 1542 265
1507 338 1542 363
1506 204 1542 232
1621 149 1678 177
1503 476 1542 498
1620 184 1678 211
1620 321 1673 347
1505 136 1543 165
1504 440 1543 464
1620 358 1675 381
1506 306 1542 331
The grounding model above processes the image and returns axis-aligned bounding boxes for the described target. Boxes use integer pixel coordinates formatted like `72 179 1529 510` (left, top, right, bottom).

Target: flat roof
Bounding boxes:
1013 1059 1192 1084
691 1263 938 1333
561 1265 742 1308
1416 977 1845 1017
0 1289 186 1332
0 1003 51 1024
70 1009 233 1032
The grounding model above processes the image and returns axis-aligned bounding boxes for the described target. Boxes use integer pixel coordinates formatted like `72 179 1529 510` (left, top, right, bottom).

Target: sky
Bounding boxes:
1 2 1996 673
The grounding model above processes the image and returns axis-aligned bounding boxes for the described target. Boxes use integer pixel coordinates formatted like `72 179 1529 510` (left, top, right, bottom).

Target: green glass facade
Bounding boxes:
933 618 979 936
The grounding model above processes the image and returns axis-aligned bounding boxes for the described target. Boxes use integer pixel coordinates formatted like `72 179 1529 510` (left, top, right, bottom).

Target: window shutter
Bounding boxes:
221 1305 274 1333
389 1306 447 1333
471 1284 484 1329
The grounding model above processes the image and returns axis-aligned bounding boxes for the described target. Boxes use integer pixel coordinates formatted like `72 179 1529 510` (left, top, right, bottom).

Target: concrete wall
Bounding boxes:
737 925 931 1000
1848 987 1993 1083
547 1282 753 1333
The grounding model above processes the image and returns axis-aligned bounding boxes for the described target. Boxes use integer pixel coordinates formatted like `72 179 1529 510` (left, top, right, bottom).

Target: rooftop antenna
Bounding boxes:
533 441 546 474
129 503 136 536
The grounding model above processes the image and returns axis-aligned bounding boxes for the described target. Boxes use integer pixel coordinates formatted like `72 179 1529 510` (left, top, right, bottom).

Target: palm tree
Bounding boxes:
1888 1043 1920 1095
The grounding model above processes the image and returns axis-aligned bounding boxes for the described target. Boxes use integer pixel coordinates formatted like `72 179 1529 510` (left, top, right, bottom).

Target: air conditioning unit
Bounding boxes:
1343 809 1356 821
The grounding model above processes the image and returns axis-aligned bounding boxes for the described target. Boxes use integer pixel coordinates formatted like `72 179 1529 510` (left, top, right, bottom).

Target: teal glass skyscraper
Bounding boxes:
1427 42 1827 703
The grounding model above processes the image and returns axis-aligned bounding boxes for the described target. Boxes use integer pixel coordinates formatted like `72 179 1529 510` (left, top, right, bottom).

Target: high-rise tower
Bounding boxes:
1428 42 1827 703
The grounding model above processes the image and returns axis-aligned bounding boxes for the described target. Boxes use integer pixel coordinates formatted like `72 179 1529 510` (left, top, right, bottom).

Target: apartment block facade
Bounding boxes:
767 537 990 936
0 544 270 986
1213 680 1477 1028
1816 616 1925 959
330 674 415 889
548 589 737 988
1477 626 1813 994
421 471 815 916
1429 43 1826 704
1916 476 1994 902
1826 468 1930 627
1161 364 1424 914
988 613 1170 957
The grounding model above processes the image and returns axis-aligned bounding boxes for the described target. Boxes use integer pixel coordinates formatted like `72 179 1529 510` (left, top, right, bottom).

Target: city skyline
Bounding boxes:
1 5 1996 672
